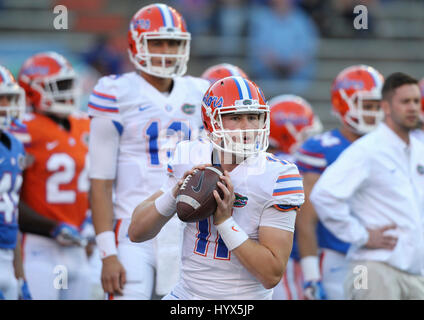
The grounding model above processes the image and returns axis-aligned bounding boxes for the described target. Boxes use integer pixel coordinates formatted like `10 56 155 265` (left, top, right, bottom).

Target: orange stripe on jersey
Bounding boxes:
277 174 301 180
114 219 122 246
282 272 293 300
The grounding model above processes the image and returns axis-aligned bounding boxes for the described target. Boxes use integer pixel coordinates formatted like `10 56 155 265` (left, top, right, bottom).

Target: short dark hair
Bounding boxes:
382 72 419 101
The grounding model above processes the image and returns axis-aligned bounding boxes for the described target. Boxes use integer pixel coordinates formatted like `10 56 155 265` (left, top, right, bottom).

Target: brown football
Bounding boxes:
176 166 224 223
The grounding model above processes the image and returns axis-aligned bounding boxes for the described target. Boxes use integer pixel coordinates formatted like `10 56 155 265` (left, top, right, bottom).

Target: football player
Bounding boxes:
0 65 31 299
129 76 304 299
88 3 210 299
294 65 384 299
201 63 249 84
17 52 91 300
267 94 322 300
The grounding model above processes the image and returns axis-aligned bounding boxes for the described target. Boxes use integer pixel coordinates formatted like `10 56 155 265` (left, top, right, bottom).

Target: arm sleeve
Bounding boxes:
87 76 122 122
260 206 297 233
88 117 120 180
264 162 305 209
310 144 370 246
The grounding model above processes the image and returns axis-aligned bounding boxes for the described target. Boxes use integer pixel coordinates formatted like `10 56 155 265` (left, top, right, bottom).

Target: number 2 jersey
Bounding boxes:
87 72 209 219
163 140 305 299
0 131 25 249
294 128 352 254
20 113 90 228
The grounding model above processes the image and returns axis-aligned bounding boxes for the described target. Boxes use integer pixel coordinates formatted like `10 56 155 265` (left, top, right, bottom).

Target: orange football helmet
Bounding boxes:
331 65 384 134
18 51 78 115
201 63 249 84
128 3 190 78
202 76 269 156
269 94 322 154
0 65 25 129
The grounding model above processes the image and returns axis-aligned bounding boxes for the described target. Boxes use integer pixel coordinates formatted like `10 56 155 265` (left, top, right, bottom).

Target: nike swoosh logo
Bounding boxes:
139 105 153 112
232 226 239 232
191 170 204 193
46 141 59 151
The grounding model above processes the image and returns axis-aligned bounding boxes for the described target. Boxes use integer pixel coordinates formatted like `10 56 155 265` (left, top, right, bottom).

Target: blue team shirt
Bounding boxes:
295 129 352 254
0 130 25 249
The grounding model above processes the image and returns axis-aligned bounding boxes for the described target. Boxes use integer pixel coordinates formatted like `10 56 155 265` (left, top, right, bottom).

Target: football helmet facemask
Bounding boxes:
0 65 25 129
202 76 270 157
18 51 78 116
331 65 384 135
268 94 322 154
128 3 191 78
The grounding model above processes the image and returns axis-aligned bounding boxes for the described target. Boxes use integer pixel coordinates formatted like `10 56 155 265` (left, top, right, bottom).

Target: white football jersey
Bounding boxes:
165 139 304 299
88 72 209 219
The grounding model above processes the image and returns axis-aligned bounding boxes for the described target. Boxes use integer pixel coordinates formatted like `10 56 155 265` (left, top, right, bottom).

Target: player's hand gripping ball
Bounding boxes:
176 166 224 222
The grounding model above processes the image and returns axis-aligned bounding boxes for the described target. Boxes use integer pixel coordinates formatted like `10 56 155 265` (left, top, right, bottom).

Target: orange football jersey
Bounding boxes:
21 113 90 227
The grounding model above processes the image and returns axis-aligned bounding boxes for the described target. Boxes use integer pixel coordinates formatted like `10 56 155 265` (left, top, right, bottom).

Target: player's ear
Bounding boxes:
380 99 391 119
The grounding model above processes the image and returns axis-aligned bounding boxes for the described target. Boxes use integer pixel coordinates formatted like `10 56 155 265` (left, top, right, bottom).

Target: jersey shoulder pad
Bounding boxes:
294 131 334 173
7 119 31 146
88 73 134 118
264 158 305 209
5 130 24 152
182 75 210 93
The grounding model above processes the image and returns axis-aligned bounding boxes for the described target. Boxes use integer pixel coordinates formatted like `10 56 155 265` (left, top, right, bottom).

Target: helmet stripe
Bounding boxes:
368 67 382 87
243 78 252 99
156 4 174 27
224 64 239 77
0 67 12 84
232 76 251 100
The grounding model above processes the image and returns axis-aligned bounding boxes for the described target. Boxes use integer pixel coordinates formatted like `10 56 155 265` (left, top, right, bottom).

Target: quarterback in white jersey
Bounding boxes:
89 4 209 299
129 76 304 299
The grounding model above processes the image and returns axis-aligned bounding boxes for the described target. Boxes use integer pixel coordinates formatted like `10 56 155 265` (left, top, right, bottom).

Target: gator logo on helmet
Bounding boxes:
131 19 151 30
21 66 50 76
334 79 364 90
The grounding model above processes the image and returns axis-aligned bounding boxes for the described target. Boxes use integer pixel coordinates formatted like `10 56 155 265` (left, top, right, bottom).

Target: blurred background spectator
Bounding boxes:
82 35 124 76
246 0 319 94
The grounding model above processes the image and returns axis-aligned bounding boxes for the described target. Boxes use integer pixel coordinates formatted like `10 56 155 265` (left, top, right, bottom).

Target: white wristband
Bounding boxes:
300 256 321 282
216 217 249 251
95 231 118 259
154 189 177 217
